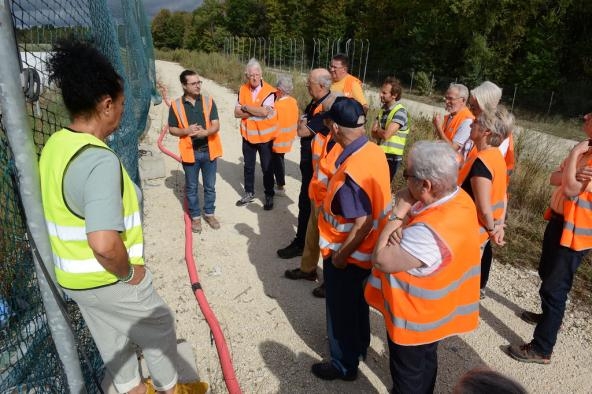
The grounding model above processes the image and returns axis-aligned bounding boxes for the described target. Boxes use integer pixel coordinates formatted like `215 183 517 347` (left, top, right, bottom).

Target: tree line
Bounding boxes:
151 0 591 116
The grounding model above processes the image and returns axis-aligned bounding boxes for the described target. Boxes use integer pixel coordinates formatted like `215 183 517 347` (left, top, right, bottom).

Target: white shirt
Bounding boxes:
399 188 459 276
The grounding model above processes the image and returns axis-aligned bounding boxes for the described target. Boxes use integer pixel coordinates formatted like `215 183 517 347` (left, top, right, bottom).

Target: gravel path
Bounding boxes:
140 60 592 393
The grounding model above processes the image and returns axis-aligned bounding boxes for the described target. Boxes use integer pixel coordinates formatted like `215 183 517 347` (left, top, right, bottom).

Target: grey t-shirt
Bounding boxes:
63 147 141 233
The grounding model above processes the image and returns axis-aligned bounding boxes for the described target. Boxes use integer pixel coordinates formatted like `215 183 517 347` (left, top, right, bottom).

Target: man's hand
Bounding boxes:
432 113 442 129
187 124 201 137
332 249 347 269
575 165 592 182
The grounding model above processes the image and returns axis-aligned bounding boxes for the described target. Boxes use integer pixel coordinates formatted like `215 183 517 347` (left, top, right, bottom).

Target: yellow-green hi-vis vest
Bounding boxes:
379 103 410 156
39 129 144 290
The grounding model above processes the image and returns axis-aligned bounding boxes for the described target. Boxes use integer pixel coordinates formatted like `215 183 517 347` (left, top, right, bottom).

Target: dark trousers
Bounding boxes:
324 257 371 375
385 154 402 184
242 138 274 196
480 240 492 289
294 159 313 246
271 152 286 187
388 338 438 394
533 216 587 355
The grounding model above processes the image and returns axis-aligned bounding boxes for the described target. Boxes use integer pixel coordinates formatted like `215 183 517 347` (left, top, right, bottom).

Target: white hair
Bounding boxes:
276 74 293 94
245 58 262 75
449 83 469 101
477 105 514 147
471 81 502 113
408 141 458 196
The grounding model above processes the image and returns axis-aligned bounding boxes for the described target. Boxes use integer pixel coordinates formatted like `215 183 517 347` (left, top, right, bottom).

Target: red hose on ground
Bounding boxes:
157 124 242 394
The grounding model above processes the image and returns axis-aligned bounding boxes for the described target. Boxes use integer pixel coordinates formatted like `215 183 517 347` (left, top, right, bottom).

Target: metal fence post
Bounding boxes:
362 39 369 85
0 2 86 392
547 91 554 117
410 70 415 92
511 84 517 113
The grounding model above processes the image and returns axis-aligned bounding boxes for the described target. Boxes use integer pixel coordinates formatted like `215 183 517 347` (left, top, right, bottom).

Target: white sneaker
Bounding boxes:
275 187 287 197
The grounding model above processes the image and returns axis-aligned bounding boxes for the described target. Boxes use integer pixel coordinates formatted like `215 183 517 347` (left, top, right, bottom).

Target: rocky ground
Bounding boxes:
138 60 592 393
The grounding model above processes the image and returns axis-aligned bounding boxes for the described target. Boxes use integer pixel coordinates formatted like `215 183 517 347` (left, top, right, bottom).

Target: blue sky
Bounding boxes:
140 0 202 18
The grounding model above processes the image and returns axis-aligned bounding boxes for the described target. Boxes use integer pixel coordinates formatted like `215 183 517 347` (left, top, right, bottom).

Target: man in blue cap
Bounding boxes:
312 97 391 381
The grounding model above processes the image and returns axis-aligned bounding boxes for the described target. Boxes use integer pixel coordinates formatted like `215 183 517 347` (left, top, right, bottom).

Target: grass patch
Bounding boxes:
155 50 591 307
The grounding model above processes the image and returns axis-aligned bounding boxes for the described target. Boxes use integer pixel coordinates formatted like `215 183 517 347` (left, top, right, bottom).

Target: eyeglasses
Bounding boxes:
444 96 462 101
186 81 202 86
246 73 261 78
329 64 344 70
402 169 417 180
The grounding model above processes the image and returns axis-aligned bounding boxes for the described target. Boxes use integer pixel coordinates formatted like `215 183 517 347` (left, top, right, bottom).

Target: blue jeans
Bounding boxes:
242 138 274 196
271 152 285 187
324 257 370 376
182 149 217 218
533 215 587 355
388 338 438 394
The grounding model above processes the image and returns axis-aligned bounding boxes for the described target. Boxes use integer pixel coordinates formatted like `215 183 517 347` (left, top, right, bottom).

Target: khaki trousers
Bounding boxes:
300 200 321 273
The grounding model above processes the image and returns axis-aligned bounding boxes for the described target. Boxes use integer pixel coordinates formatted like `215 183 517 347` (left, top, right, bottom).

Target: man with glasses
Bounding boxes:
235 58 278 210
432 83 474 151
169 69 223 233
366 141 481 393
329 53 368 114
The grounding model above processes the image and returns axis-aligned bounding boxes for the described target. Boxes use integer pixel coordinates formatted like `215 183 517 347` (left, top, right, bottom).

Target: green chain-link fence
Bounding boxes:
1 0 157 391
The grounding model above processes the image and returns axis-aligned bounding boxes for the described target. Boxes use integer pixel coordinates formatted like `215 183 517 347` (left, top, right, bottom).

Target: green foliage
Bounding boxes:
414 71 432 96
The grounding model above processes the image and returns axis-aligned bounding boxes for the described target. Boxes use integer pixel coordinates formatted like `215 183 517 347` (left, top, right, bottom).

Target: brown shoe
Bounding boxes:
203 215 220 230
191 218 202 233
508 342 551 364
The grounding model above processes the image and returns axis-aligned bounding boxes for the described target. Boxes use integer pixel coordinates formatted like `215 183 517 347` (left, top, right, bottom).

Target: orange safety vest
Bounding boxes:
308 131 343 207
272 95 298 153
556 155 592 251
171 96 223 163
458 147 507 245
318 140 391 269
238 81 278 143
364 189 481 346
443 106 474 141
308 104 326 172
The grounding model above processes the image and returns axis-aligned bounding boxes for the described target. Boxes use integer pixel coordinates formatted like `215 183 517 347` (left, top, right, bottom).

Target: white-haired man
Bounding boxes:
433 83 474 151
366 141 481 393
234 58 278 210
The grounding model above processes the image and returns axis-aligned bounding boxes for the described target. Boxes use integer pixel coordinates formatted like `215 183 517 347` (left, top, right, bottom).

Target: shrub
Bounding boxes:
414 71 432 96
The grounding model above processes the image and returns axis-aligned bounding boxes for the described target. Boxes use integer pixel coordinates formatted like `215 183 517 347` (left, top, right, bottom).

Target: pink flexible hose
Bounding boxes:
157 122 242 394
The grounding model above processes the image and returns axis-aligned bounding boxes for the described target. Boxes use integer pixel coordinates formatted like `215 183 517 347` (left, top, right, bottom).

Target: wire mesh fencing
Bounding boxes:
1 0 157 391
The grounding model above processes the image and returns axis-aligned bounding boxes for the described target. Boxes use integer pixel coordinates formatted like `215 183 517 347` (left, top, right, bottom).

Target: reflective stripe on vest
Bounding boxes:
171 95 223 162
52 243 143 274
318 141 392 269
561 186 592 250
239 81 279 143
39 129 144 290
364 189 481 345
379 103 410 155
309 131 343 207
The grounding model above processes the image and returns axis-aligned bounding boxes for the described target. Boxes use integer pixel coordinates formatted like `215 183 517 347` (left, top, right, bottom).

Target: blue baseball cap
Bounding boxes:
326 96 366 128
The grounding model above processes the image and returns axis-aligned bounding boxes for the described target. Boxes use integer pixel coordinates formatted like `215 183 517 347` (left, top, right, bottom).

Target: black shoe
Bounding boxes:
312 283 325 298
311 362 357 381
520 310 543 325
277 240 304 259
285 268 317 281
236 192 255 206
264 195 274 210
